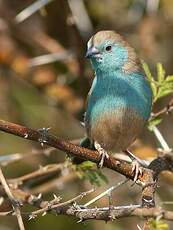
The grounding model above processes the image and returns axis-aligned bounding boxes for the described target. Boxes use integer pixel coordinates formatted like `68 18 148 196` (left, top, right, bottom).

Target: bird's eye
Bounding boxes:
105 45 112 51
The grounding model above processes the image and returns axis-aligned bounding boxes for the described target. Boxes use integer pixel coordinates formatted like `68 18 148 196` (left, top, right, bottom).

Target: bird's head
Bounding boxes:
86 30 140 73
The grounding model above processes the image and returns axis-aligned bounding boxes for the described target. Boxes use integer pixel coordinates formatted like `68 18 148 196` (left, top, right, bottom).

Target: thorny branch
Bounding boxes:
1 186 173 222
0 119 172 224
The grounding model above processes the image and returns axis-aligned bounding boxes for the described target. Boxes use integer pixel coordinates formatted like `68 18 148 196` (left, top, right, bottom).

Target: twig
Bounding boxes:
67 0 93 36
8 163 64 186
28 51 74 67
84 178 129 207
0 167 25 230
1 185 173 222
30 188 94 217
30 172 77 194
151 98 173 119
152 126 171 152
15 0 54 23
0 147 55 166
0 211 12 216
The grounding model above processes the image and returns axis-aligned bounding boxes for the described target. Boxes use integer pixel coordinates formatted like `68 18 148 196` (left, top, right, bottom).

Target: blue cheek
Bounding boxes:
90 46 129 71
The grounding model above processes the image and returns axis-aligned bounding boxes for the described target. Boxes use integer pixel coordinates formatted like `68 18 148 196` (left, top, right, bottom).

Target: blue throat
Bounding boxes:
87 69 152 121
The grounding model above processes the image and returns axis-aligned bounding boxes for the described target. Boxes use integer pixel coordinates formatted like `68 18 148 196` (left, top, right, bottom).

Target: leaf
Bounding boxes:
79 161 96 169
76 161 108 186
157 89 173 99
165 75 173 82
157 63 165 83
143 62 154 81
151 82 158 99
143 62 158 99
148 218 169 230
148 118 162 131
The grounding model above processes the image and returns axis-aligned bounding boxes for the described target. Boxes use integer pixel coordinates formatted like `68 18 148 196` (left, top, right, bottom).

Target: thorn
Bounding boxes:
37 127 51 145
28 214 37 220
53 194 61 202
53 194 58 199
39 165 44 170
137 224 143 230
42 211 47 216
80 122 85 127
24 133 28 138
37 193 42 200
77 217 83 223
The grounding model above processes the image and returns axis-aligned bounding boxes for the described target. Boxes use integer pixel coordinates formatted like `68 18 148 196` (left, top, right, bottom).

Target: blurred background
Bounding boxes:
0 0 173 229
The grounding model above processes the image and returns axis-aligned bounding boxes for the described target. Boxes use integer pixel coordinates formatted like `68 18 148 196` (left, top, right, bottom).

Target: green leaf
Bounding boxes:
157 89 173 99
143 62 154 81
157 63 165 83
79 160 96 169
151 82 158 99
148 118 162 131
143 62 158 99
76 161 108 186
148 218 169 230
165 75 173 82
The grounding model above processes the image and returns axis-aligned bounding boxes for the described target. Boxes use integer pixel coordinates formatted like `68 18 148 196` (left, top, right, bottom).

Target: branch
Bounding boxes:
0 167 25 230
0 119 173 208
151 98 173 118
1 184 173 223
58 206 173 222
0 119 142 180
8 163 64 186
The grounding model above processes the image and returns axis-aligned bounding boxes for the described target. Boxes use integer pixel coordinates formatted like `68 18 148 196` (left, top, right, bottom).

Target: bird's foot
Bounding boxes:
124 149 145 182
94 141 109 168
131 160 143 182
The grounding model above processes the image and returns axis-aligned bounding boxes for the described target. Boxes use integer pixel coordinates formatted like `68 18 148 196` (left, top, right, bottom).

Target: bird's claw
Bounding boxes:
94 141 109 168
98 150 109 168
131 160 143 182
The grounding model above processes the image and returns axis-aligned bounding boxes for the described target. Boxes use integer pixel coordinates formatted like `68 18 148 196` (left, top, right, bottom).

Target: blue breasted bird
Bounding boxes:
84 30 152 181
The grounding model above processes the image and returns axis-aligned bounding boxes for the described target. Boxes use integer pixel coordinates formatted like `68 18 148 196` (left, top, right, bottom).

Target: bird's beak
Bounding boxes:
85 46 100 58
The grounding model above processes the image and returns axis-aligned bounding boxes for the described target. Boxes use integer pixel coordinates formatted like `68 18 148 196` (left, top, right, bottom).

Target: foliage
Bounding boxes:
143 62 173 103
76 161 108 186
148 218 169 230
143 62 173 130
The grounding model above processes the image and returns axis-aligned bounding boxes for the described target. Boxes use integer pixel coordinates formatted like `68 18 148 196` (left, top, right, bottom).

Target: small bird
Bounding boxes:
84 30 152 181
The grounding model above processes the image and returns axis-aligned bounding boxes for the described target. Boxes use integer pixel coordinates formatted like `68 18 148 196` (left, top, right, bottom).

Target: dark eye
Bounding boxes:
105 45 112 51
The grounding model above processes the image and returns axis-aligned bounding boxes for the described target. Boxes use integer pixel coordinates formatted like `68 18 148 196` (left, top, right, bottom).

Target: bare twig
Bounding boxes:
1 184 173 222
0 147 55 166
8 163 64 186
30 188 94 217
151 98 173 119
84 178 129 207
15 0 54 23
28 51 74 67
30 172 77 194
0 167 25 230
67 0 93 36
152 126 171 152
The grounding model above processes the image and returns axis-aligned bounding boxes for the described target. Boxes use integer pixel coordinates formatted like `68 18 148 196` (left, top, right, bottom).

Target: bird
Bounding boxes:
83 30 152 181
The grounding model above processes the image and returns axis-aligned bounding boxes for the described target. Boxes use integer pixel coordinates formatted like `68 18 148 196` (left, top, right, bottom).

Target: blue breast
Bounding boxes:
86 70 152 125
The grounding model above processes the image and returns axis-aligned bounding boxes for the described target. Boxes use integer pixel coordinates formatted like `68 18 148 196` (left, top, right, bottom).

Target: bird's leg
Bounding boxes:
94 141 109 168
124 149 147 182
